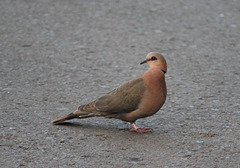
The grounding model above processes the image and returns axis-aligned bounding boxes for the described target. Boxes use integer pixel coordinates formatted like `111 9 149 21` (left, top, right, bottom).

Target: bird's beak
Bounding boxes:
140 59 149 65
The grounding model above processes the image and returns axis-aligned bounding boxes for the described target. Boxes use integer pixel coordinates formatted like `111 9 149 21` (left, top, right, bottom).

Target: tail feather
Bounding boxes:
52 111 95 125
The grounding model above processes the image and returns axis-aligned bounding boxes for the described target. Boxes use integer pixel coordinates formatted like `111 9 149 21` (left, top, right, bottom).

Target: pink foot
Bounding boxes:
130 123 151 133
130 127 151 133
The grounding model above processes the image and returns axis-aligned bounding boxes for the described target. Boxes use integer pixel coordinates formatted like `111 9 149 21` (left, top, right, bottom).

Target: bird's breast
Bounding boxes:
143 69 166 94
140 69 167 114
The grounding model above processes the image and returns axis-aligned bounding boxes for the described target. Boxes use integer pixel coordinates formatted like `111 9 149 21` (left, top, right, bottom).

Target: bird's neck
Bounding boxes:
143 68 165 88
161 69 166 74
149 65 166 74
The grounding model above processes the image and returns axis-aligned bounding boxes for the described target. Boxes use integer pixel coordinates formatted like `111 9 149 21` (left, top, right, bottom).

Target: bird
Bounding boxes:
52 52 167 133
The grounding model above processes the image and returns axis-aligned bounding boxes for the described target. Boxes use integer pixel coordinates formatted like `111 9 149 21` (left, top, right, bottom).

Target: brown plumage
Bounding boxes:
52 52 167 133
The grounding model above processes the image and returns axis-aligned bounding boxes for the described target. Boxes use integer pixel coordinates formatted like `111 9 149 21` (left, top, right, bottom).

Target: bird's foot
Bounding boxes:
130 127 151 133
130 123 151 133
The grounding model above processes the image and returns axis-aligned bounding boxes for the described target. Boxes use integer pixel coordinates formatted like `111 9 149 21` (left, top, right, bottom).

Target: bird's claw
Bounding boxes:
129 127 151 133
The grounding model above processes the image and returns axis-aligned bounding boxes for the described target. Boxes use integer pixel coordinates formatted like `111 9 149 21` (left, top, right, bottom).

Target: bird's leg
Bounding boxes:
130 123 151 133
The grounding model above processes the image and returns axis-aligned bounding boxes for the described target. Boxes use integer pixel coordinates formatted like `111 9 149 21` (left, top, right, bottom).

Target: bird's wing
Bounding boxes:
94 77 146 114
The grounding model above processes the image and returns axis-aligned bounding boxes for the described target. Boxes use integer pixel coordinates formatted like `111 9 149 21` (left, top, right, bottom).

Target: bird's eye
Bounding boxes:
151 56 157 60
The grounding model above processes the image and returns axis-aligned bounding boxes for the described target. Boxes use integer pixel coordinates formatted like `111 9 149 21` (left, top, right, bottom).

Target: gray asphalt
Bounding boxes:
1 0 240 168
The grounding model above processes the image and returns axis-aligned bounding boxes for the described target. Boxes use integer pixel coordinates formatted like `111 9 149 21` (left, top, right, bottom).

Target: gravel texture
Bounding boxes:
1 0 240 168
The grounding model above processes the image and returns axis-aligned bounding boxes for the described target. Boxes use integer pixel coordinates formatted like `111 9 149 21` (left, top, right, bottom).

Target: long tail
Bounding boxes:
51 111 95 125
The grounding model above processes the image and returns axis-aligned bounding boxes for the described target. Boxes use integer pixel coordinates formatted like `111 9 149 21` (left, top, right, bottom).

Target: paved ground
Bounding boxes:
1 0 240 167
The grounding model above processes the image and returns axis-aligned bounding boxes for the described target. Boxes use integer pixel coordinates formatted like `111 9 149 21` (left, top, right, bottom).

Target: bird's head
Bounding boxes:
140 52 167 74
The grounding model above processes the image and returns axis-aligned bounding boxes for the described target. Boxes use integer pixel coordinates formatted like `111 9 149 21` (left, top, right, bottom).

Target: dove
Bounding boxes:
52 52 167 133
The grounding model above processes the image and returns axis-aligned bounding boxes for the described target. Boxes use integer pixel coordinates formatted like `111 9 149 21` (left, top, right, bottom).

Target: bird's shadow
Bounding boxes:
54 121 129 132
53 121 154 134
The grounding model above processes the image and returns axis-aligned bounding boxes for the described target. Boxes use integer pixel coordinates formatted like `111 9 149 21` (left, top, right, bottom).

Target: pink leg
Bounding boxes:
129 123 151 133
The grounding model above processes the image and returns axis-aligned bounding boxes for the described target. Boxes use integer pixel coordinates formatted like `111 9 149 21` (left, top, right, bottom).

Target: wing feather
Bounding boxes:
94 77 146 114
